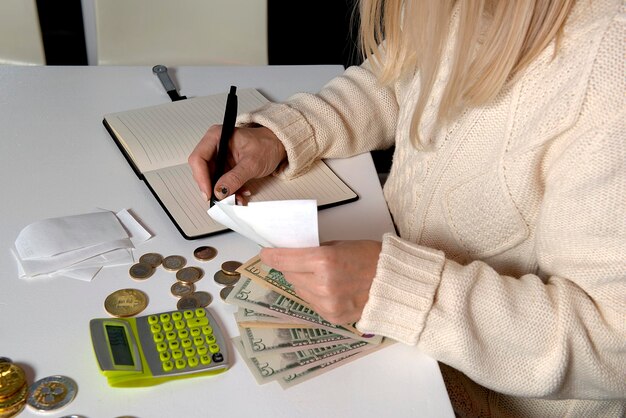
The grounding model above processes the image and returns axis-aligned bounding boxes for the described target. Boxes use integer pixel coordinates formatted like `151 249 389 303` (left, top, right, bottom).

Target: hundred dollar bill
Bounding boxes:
278 338 394 389
237 255 376 339
226 277 382 344
233 336 371 384
238 325 356 357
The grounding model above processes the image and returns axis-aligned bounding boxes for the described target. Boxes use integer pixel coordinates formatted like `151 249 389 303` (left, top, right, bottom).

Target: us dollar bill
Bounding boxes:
226 277 382 344
233 336 372 384
237 255 378 340
234 308 316 329
239 325 356 357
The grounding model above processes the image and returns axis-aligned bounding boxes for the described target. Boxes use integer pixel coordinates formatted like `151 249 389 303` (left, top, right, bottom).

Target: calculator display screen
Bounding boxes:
105 325 134 366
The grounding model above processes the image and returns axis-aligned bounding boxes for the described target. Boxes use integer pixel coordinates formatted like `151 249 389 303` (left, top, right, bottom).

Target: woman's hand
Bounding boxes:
260 240 382 324
188 125 286 203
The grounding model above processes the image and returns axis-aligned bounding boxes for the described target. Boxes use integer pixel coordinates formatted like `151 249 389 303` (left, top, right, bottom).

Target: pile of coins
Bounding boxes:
0 359 27 417
214 260 243 301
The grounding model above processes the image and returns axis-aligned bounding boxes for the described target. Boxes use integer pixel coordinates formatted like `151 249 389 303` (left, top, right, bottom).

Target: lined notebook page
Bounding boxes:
145 161 357 238
104 89 268 173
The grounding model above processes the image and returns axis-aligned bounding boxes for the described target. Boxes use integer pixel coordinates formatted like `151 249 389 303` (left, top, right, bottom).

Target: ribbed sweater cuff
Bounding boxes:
357 234 445 345
237 103 318 179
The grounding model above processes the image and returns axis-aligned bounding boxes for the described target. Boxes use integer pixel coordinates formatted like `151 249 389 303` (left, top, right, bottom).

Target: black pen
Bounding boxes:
210 85 238 207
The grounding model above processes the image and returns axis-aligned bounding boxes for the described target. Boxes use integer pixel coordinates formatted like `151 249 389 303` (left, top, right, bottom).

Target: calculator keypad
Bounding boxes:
139 308 227 376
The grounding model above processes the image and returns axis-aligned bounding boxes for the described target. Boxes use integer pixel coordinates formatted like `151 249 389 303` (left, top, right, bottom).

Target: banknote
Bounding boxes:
233 336 371 384
238 325 356 357
237 255 378 340
234 308 316 329
225 277 383 344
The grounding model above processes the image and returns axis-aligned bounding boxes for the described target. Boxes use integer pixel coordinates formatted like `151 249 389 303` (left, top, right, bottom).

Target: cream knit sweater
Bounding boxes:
238 0 625 416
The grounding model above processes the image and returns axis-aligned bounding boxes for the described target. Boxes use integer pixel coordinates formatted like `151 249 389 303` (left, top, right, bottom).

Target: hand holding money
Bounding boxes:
260 240 383 325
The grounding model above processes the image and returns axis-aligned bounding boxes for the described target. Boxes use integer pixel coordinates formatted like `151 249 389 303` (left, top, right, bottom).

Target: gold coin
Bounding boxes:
213 270 240 286
221 260 242 276
176 296 200 310
219 286 234 301
0 362 26 400
193 246 217 261
0 383 27 413
162 255 186 271
192 291 212 308
139 252 163 268
175 266 203 283
104 288 148 317
170 281 195 298
128 262 155 280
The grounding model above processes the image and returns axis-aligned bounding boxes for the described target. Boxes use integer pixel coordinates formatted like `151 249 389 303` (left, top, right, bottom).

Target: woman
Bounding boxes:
189 1 625 416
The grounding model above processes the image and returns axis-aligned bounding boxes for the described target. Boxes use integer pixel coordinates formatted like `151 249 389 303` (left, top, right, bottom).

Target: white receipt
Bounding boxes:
208 195 319 248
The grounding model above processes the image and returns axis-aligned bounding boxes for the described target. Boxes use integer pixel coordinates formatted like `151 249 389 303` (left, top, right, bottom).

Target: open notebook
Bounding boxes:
103 88 358 239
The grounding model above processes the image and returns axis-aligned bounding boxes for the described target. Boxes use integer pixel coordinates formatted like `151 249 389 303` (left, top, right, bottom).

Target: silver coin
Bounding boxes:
170 281 195 298
213 270 240 286
177 296 200 310
221 260 242 276
162 255 187 271
129 262 155 280
139 252 163 268
219 286 234 301
192 291 212 307
175 266 203 283
27 375 77 412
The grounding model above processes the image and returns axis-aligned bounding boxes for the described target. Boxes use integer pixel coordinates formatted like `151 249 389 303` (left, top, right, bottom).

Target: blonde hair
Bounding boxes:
359 0 575 148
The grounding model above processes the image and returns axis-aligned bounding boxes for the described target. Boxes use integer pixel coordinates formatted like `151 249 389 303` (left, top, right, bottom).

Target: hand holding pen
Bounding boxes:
188 87 287 206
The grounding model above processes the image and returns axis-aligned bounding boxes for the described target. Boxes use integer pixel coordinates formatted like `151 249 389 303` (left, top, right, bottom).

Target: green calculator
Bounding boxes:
89 308 229 387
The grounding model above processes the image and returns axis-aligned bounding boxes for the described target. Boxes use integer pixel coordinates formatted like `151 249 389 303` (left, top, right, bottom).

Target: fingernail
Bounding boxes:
200 192 208 201
242 190 251 197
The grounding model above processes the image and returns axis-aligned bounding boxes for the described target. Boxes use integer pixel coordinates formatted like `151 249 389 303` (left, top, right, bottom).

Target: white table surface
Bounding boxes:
0 65 453 418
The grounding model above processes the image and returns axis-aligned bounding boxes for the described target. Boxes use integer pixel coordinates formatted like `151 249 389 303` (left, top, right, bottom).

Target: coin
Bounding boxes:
170 281 195 298
104 288 148 317
221 260 242 276
162 255 186 271
0 383 27 415
139 252 163 268
175 266 203 283
193 246 217 261
0 362 26 400
177 296 200 310
27 375 77 412
219 286 234 301
213 270 240 286
192 291 212 308
128 262 155 280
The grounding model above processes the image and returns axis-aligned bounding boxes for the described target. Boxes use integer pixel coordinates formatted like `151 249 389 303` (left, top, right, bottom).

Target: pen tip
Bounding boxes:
229 86 236 95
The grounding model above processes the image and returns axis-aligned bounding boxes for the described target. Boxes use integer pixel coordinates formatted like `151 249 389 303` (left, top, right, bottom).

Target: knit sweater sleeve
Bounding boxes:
236 63 399 178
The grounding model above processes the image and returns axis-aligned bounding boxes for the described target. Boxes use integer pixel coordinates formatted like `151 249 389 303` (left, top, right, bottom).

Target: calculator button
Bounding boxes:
171 349 183 359
200 355 212 365
159 351 171 362
166 331 177 341
188 356 199 368
148 315 158 325
212 352 224 363
181 338 192 348
163 322 174 332
190 328 201 337
178 329 189 339
187 317 209 328
174 320 186 330
175 359 186 370
195 308 206 318
183 310 195 319
163 361 174 372
202 325 213 335
206 335 216 345
159 313 171 323
153 332 164 343
150 323 162 333
209 344 220 354
197 346 208 356
156 342 168 352
184 347 196 357
172 312 183 321
169 341 180 350
193 336 204 346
